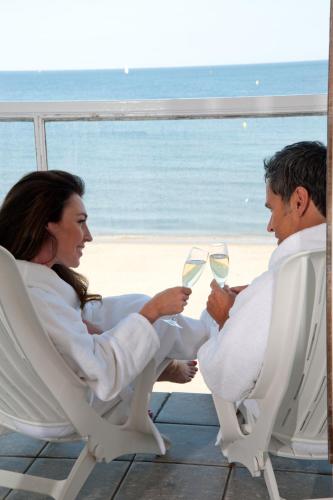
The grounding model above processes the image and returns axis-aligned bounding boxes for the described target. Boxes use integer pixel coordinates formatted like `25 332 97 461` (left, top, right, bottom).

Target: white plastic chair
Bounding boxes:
213 249 328 500
0 245 166 499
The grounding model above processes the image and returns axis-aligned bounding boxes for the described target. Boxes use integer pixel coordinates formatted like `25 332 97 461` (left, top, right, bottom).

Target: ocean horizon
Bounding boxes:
0 60 328 239
1 58 327 72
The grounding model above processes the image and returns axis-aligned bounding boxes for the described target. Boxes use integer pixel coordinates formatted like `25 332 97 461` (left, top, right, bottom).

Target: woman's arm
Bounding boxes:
30 288 160 402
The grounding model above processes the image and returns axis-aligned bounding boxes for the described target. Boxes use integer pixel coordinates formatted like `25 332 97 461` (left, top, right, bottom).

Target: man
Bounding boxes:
198 141 326 402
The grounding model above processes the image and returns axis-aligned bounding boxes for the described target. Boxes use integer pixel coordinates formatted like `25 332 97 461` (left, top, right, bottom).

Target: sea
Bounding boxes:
0 60 328 241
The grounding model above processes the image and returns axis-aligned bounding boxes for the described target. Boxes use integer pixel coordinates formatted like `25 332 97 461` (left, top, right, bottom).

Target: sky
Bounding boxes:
0 0 330 71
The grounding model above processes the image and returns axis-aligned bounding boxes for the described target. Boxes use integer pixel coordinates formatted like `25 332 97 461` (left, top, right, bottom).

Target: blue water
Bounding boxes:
0 61 328 100
0 61 328 239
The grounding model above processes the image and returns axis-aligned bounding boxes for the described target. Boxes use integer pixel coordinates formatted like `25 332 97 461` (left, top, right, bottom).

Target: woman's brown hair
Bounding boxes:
0 170 101 308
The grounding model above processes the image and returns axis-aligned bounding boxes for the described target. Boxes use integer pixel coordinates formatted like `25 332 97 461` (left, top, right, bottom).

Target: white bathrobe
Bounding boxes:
198 223 326 402
17 260 209 407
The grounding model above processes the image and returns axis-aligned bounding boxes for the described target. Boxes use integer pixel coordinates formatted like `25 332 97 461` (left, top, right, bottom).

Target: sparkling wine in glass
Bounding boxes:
182 247 207 287
163 246 208 328
209 242 229 287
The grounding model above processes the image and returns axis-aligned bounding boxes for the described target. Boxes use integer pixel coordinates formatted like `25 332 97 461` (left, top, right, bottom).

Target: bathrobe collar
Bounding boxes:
269 223 326 271
16 260 80 309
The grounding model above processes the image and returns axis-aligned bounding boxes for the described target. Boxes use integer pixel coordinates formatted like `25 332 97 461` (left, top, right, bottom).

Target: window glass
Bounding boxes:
46 116 326 239
0 122 36 203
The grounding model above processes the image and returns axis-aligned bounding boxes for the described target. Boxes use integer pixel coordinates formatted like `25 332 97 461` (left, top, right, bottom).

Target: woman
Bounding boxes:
0 170 208 434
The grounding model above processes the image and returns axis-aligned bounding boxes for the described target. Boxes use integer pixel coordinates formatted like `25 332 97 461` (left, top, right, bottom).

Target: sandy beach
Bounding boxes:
78 236 275 394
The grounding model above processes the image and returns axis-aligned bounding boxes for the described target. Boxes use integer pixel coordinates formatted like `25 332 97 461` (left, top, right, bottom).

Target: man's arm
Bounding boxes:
198 272 273 402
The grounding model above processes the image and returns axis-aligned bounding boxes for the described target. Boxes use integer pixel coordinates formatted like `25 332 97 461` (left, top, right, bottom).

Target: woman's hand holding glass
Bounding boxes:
140 286 192 325
162 246 208 328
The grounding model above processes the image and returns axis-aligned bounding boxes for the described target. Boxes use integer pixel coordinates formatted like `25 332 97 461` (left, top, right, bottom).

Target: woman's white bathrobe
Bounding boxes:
17 260 209 406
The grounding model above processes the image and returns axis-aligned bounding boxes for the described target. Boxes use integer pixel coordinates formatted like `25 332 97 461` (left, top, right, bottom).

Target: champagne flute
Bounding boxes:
163 246 208 328
209 242 229 287
182 246 208 287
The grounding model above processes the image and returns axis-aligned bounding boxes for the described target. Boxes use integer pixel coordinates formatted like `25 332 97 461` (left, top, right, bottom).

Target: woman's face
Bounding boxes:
47 194 92 268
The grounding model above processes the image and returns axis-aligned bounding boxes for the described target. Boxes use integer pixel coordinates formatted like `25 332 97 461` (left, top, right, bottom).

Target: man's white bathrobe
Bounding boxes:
16 260 209 435
198 223 326 402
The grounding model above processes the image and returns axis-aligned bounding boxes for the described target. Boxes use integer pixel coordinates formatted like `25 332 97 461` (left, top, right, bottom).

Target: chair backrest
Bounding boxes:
251 249 326 456
0 245 88 431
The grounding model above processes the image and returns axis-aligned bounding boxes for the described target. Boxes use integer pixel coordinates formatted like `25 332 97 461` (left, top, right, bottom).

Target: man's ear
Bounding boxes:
292 186 310 216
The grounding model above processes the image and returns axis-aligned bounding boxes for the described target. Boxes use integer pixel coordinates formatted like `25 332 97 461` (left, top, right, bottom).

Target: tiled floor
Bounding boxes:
0 392 332 500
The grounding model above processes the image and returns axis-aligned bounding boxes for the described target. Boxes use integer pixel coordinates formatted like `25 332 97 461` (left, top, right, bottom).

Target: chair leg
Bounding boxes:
54 444 96 500
263 456 285 500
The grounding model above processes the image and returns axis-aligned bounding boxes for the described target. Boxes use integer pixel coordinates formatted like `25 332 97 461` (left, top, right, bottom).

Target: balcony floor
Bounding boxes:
0 392 332 500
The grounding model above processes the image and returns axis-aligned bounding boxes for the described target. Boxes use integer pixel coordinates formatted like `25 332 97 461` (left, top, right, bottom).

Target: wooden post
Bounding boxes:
327 0 333 465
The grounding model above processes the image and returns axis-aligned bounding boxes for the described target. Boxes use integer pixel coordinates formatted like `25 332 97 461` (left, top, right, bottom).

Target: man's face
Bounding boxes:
265 184 299 244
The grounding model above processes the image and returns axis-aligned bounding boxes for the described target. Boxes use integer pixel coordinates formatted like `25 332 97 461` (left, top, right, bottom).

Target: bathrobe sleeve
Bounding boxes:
28 288 160 401
198 271 274 402
83 294 210 361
